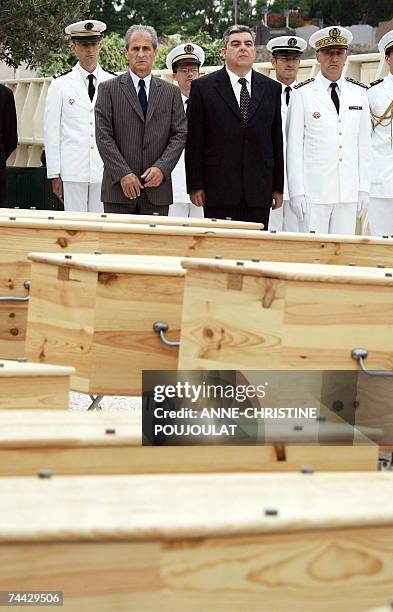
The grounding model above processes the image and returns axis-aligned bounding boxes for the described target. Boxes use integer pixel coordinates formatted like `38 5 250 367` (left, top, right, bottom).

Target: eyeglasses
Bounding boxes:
177 67 199 74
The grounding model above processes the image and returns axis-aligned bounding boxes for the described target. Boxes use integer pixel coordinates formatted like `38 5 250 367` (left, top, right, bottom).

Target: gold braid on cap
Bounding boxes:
371 101 393 148
315 35 348 49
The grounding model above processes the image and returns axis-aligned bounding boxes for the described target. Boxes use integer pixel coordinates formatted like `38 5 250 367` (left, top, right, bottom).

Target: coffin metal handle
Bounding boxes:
153 321 180 348
351 347 393 377
0 280 30 302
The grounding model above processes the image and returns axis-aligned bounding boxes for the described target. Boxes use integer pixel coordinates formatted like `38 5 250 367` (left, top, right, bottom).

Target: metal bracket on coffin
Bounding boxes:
88 395 104 411
0 280 30 302
153 321 180 348
351 347 393 377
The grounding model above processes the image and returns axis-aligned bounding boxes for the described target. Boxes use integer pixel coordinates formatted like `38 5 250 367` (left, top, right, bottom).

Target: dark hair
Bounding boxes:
222 25 256 48
386 46 393 57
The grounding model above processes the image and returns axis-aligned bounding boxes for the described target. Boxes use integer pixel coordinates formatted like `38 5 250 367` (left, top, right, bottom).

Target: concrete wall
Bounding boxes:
0 62 36 81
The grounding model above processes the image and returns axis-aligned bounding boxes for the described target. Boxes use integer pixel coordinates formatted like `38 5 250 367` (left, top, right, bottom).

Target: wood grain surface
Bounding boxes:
0 208 264 230
0 410 378 475
0 361 73 410
25 257 184 394
0 474 393 610
179 267 393 372
1 219 393 361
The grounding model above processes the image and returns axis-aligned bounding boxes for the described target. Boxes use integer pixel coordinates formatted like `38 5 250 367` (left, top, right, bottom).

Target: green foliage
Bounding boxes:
98 32 127 70
0 0 89 68
89 0 125 35
154 31 223 70
38 32 127 76
39 29 223 76
113 0 248 39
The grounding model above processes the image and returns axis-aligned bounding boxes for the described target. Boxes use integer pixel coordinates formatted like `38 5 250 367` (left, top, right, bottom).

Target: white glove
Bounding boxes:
357 191 369 218
289 195 308 221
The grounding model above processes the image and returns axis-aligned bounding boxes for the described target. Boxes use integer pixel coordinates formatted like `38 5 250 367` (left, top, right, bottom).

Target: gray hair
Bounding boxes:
222 25 256 48
125 25 158 50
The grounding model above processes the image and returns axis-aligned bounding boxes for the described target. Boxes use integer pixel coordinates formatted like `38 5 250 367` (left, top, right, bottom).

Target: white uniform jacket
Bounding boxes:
286 72 371 204
280 80 296 201
171 93 189 203
44 63 116 183
368 74 393 199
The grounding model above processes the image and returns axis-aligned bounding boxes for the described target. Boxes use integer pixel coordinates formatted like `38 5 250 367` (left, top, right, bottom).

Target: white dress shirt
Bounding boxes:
318 72 344 101
77 63 99 91
280 81 296 108
225 67 252 106
129 70 152 99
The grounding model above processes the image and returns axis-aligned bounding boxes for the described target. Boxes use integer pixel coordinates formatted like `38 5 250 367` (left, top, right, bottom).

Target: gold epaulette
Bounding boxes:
53 69 72 79
294 78 314 89
369 78 384 88
345 76 368 89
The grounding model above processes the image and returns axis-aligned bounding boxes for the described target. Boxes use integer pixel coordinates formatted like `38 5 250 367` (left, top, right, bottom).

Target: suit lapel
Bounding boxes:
214 68 241 121
119 71 144 122
70 65 91 110
146 76 162 124
248 70 266 122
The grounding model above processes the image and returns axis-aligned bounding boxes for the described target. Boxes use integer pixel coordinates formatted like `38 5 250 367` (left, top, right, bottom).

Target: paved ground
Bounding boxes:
69 392 141 413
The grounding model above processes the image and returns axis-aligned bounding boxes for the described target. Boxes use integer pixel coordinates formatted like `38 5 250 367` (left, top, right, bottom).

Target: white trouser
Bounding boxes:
304 202 357 235
368 197 393 236
268 201 302 233
63 182 103 213
283 200 301 232
169 201 204 218
267 204 283 231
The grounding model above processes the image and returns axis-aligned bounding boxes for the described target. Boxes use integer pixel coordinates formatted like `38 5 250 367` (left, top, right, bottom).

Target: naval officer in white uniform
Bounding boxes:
367 30 393 236
266 35 307 232
44 20 116 212
286 26 371 234
166 43 205 218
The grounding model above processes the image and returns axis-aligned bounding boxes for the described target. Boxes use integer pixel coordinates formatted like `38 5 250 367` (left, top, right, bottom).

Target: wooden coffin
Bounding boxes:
0 208 264 230
1 472 393 611
0 410 378 475
0 217 101 359
0 360 73 409
179 259 393 372
350 376 393 446
25 254 185 395
1 216 393 360
98 223 393 266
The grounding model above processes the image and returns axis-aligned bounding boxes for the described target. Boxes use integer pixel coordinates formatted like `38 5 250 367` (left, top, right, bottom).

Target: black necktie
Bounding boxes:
330 82 340 115
138 79 148 118
87 74 95 102
238 77 250 124
284 86 291 106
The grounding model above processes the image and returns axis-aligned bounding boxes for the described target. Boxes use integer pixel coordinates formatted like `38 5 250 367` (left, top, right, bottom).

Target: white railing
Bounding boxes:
1 53 388 167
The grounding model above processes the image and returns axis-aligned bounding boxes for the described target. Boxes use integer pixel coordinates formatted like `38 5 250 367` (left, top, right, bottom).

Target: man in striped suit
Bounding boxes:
95 25 187 215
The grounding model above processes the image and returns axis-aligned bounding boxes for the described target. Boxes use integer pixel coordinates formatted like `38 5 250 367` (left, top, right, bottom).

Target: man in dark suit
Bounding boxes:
0 84 17 204
95 24 187 215
185 25 284 226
